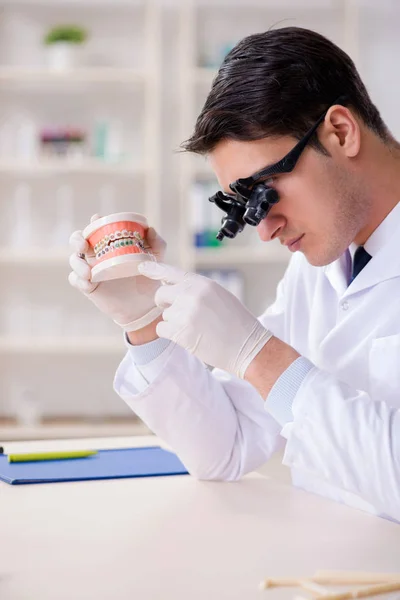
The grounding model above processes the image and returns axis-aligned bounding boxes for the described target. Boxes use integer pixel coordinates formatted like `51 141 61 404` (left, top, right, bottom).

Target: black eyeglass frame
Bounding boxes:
229 95 346 201
208 95 347 240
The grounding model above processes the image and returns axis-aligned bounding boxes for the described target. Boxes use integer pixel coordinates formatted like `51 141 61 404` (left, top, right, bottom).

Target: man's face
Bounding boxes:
209 135 368 267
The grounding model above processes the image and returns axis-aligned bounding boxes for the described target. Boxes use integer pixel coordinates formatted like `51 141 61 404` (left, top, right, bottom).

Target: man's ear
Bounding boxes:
320 105 361 158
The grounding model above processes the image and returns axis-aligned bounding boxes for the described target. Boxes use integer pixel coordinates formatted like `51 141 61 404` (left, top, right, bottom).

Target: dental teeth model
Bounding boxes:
93 230 146 258
83 212 151 282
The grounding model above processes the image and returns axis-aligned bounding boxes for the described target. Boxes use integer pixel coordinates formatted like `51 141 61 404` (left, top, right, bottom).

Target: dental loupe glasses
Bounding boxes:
208 97 346 241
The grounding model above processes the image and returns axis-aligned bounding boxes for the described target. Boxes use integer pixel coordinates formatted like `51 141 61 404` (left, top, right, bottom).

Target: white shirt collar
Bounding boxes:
350 201 400 260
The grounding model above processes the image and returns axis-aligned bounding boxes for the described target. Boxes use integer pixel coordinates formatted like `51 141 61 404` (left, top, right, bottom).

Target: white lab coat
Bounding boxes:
114 203 400 523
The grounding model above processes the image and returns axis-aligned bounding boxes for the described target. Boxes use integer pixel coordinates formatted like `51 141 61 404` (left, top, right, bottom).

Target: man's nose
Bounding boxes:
256 215 286 242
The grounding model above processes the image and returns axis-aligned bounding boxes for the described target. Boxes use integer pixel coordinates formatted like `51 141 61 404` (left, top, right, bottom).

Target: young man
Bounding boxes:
69 27 400 522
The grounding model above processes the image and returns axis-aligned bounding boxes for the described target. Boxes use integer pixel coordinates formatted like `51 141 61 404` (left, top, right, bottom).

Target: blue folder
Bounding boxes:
0 446 189 485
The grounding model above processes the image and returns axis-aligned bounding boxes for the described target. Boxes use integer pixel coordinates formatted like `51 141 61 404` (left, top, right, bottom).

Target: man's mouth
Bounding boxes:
283 234 305 252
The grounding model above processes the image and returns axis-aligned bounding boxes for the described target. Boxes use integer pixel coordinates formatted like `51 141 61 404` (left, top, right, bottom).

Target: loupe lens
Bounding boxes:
219 218 242 239
243 209 259 226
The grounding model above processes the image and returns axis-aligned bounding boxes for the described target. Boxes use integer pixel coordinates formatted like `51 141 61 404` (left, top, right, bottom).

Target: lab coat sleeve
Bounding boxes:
123 334 172 366
113 275 289 481
267 356 315 425
281 366 400 522
114 344 284 480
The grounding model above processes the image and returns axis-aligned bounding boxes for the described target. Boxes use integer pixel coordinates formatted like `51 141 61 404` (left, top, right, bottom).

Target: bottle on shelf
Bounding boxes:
4 293 32 336
199 40 237 69
11 383 42 428
52 184 74 247
93 117 125 163
190 181 208 248
190 180 223 248
15 115 38 161
11 182 32 248
0 113 37 161
106 119 124 162
0 116 13 160
40 126 87 160
207 180 224 247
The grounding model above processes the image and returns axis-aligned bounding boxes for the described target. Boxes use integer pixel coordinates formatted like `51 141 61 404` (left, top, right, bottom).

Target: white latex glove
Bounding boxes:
68 214 166 332
137 261 273 378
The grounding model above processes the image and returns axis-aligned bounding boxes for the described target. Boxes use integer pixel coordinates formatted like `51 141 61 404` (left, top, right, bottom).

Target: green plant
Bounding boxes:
44 25 88 45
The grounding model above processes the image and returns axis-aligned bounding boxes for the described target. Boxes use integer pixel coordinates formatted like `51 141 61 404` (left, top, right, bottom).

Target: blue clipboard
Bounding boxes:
0 446 189 485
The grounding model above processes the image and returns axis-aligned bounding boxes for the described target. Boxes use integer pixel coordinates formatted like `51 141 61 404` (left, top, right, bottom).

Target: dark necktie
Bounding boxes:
350 246 372 283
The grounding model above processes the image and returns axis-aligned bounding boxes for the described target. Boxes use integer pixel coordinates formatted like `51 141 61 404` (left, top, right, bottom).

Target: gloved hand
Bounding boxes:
68 214 166 332
137 261 273 378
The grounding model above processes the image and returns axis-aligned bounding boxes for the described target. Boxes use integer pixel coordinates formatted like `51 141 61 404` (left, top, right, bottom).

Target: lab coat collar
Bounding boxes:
324 201 400 298
323 249 351 297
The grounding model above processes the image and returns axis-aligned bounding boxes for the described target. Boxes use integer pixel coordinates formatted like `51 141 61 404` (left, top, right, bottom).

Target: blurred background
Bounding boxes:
0 0 398 442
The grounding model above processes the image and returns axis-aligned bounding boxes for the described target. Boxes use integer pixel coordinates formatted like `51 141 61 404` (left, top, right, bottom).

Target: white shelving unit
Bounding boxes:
176 0 364 314
177 1 294 314
1 0 397 429
0 0 162 422
0 247 68 263
0 158 144 174
0 336 124 354
0 65 145 82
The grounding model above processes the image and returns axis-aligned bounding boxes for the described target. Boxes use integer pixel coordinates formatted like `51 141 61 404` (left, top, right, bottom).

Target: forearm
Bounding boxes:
126 315 163 345
282 367 400 521
115 343 282 481
246 337 400 520
244 336 300 399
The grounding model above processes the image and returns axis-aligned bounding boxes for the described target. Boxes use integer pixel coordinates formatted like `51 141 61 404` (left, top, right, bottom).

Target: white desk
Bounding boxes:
1 435 399 600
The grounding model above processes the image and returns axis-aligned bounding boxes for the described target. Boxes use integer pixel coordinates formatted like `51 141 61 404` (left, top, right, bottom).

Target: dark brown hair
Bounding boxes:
182 27 390 154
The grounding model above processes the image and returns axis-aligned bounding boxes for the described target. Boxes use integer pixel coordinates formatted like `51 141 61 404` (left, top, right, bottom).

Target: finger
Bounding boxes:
156 319 175 341
69 230 89 254
146 227 167 256
68 271 98 294
161 305 176 322
69 252 93 280
154 283 182 309
90 213 102 223
138 262 189 284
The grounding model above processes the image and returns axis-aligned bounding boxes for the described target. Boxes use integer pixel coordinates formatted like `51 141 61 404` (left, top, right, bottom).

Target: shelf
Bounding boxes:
0 245 290 267
0 336 125 354
0 248 68 264
193 244 290 267
0 421 151 442
0 159 144 175
0 66 145 84
0 0 148 6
